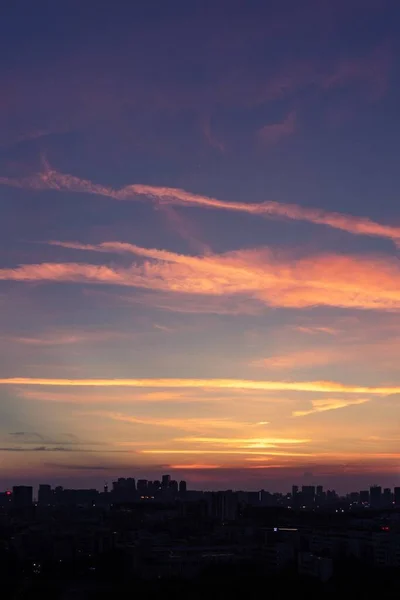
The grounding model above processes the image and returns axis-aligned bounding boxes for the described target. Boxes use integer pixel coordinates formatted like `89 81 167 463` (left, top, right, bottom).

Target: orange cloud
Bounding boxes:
292 398 370 417
1 377 399 395
93 411 257 432
141 449 314 456
254 349 340 370
293 326 339 335
1 165 400 244
254 337 400 371
174 436 310 446
4 242 400 312
14 388 203 404
169 464 222 470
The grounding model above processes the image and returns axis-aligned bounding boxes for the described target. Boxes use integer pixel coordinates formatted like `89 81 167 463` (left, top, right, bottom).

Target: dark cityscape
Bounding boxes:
1 475 400 597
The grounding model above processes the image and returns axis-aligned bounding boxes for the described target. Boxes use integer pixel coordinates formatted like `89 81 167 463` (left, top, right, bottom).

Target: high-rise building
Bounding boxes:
137 479 148 494
169 480 178 496
394 487 400 506
359 490 369 504
301 486 315 507
291 485 299 507
12 486 33 508
316 485 323 496
54 486 64 504
179 480 187 497
326 490 338 504
126 478 136 491
383 488 392 506
38 484 53 506
0 490 12 508
370 485 381 509
112 478 136 501
162 474 171 488
209 491 238 521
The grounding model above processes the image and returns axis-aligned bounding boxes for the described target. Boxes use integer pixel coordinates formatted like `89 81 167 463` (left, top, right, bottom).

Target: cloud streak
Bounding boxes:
1 166 400 244
292 398 370 417
1 377 399 395
2 330 128 346
140 449 314 456
3 241 400 312
92 411 259 432
174 436 310 448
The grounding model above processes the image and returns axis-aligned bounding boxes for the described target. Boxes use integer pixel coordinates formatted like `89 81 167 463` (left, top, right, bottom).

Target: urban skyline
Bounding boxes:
3 475 400 507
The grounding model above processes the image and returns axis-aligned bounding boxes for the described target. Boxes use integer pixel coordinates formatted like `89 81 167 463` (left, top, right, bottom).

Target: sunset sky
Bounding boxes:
1 0 400 492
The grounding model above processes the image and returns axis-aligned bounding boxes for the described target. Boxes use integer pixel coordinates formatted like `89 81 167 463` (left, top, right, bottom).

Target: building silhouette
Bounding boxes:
12 485 33 508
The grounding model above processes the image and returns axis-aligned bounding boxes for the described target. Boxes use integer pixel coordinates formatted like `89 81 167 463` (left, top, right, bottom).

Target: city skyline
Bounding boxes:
1 0 400 492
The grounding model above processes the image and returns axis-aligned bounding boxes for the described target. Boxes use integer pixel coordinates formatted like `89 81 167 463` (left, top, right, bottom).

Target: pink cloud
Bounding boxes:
2 242 400 313
258 111 296 145
2 165 400 245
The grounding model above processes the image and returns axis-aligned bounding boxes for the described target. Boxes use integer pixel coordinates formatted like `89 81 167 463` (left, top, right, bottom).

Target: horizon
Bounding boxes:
1 0 400 492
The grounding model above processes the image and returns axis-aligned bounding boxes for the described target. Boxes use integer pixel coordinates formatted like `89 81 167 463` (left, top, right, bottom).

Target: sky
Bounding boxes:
1 0 400 493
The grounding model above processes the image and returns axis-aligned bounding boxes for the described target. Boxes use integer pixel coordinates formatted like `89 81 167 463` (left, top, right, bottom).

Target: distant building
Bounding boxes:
359 490 369 504
179 480 187 497
383 488 392 507
0 490 12 508
38 484 53 506
162 474 171 488
169 480 178 496
301 486 315 507
137 479 148 494
12 485 33 508
326 490 338 504
54 486 64 504
291 485 299 507
298 552 333 582
349 492 359 505
209 491 238 521
112 477 136 502
370 485 382 509
394 487 400 506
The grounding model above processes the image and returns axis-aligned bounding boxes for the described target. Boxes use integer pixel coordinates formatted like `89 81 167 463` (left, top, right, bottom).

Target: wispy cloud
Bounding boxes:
253 335 400 371
1 166 400 244
87 289 264 316
140 449 315 456
15 388 210 404
258 111 296 145
1 377 399 395
292 398 370 417
169 463 222 470
2 329 128 346
253 349 340 370
3 241 400 312
92 411 257 432
293 326 339 336
174 436 310 448
156 204 211 254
